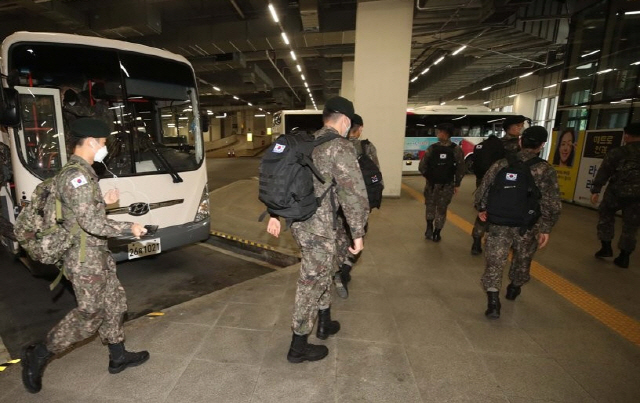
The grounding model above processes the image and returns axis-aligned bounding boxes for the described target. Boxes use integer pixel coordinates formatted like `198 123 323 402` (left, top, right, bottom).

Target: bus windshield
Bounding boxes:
9 42 203 180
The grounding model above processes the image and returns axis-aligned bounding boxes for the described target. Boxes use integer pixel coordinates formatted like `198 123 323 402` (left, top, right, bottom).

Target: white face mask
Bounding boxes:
342 118 351 137
92 140 108 163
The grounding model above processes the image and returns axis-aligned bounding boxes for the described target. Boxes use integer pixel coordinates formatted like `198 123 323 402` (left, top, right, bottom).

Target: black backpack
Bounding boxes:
258 130 339 225
473 135 505 181
425 143 457 184
613 146 640 201
358 139 383 209
487 155 544 234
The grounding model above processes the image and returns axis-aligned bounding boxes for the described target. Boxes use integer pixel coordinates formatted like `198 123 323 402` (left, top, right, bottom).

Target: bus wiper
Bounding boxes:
144 136 183 183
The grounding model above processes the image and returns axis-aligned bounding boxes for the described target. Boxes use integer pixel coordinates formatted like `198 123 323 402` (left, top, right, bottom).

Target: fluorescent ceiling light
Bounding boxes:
581 50 600 58
487 118 503 123
215 113 227 118
508 94 517 98
290 51 296 60
632 61 640 65
483 101 490 104
457 95 465 99
421 68 429 75
255 114 266 117
296 64 301 72
410 77 418 82
544 84 557 88
233 96 239 100
440 102 446 105
304 82 309 88
452 45 466 56
281 32 289 45
434 56 445 65
248 102 252 106
625 10 640 15
452 115 467 120
213 86 220 91
597 69 613 74
268 4 279 22
520 72 533 78
482 86 492 91
562 77 580 82
416 124 425 127
301 74 305 80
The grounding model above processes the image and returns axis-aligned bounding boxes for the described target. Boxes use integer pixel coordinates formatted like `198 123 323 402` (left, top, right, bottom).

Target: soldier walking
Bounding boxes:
21 118 149 393
591 123 640 268
419 123 465 242
266 97 369 362
475 126 561 318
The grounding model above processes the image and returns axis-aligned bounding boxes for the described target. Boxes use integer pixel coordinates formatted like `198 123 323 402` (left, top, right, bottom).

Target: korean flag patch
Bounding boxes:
439 153 447 159
71 174 88 188
505 173 518 181
273 144 286 153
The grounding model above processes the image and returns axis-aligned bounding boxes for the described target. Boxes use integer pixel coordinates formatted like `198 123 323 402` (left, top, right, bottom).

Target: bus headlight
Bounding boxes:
194 185 210 222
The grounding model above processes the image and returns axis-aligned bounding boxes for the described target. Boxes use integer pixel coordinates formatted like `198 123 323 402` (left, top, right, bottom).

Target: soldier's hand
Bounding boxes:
590 193 600 205
103 188 120 205
478 211 487 222
349 237 364 255
131 223 147 238
267 217 281 238
538 233 550 249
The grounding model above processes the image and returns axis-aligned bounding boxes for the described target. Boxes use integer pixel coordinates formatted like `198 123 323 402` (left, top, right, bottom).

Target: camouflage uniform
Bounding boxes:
472 135 521 238
418 139 465 230
290 126 369 335
351 138 381 170
45 155 133 354
591 142 640 253
475 149 562 290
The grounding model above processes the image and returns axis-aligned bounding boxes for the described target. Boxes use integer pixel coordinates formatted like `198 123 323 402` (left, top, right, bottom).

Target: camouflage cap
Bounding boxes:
70 117 110 138
503 115 527 130
324 96 355 120
521 125 548 143
352 114 364 126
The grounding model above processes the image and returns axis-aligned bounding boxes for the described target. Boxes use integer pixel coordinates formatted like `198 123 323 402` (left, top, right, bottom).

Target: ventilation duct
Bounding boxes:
299 0 319 33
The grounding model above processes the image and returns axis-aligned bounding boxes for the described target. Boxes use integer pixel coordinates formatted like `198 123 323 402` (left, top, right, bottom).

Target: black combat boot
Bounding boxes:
334 271 348 299
505 283 522 301
287 333 329 363
471 237 483 255
108 343 150 374
595 241 613 258
340 263 352 284
21 342 53 393
485 291 501 319
614 250 631 269
425 220 434 240
316 308 340 340
432 228 442 242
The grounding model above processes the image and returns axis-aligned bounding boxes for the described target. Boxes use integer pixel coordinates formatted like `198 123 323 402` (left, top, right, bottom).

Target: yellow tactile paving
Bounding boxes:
401 182 640 346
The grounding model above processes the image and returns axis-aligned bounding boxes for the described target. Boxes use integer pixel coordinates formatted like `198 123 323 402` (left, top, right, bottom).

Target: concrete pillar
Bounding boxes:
340 60 355 101
353 0 413 197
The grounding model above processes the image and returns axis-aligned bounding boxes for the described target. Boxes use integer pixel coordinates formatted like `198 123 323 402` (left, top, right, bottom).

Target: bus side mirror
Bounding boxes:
0 88 20 127
200 113 210 133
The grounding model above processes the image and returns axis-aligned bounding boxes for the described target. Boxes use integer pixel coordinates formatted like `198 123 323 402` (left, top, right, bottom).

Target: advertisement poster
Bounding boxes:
548 129 585 201
573 130 624 207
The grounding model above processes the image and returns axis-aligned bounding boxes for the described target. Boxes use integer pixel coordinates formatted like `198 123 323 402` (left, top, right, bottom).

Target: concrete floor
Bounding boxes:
1 174 639 402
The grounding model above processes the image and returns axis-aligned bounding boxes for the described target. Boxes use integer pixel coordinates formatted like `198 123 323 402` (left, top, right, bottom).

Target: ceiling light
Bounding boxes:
410 77 418 83
296 64 301 72
625 10 640 15
301 74 305 80
631 61 640 66
482 86 492 91
213 86 220 91
281 32 289 45
248 102 252 106
452 115 467 120
268 3 279 22
483 101 490 104
421 68 429 75
544 84 557 88
434 56 445 65
508 94 517 98
562 77 580 82
597 69 613 74
233 96 239 100
452 45 466 56
255 114 266 117
581 50 600 58
304 82 309 88
520 72 533 78
440 102 446 105
457 95 465 99
290 51 296 60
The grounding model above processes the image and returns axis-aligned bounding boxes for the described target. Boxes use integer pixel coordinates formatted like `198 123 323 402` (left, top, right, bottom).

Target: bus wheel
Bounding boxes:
465 155 475 174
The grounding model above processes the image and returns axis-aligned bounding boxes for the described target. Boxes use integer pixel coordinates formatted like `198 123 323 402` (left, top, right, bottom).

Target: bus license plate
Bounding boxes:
128 238 161 260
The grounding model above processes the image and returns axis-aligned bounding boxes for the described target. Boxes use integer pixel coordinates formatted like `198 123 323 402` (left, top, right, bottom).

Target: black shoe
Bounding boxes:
425 220 434 240
21 342 53 393
432 229 442 242
471 237 483 255
334 272 349 299
484 291 501 319
340 264 352 284
287 333 329 363
595 241 613 258
108 343 150 374
505 283 521 301
614 250 630 269
316 308 340 340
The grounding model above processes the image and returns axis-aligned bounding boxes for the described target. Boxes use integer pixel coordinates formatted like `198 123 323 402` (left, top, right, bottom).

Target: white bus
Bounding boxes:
0 32 210 262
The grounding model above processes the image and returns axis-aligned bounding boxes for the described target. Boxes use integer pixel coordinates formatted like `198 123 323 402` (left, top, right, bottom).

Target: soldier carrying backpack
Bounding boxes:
475 126 561 319
590 122 640 269
418 122 465 242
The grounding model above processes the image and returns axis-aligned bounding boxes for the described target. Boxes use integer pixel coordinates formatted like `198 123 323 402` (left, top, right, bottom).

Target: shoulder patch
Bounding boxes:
71 174 88 188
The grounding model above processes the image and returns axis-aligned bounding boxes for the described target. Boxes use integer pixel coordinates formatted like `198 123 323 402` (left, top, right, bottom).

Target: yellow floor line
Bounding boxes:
401 182 640 346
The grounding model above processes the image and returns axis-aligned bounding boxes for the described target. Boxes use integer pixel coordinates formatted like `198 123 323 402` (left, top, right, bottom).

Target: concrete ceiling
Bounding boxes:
0 0 579 112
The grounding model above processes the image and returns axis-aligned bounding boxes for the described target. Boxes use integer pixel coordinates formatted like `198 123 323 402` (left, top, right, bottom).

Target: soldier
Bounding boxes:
333 113 380 298
418 122 465 242
475 126 561 319
591 122 640 269
21 118 149 394
471 115 527 255
266 97 369 363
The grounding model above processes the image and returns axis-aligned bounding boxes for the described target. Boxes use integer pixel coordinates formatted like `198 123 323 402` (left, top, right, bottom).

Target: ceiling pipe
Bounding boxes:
228 0 245 19
265 50 302 102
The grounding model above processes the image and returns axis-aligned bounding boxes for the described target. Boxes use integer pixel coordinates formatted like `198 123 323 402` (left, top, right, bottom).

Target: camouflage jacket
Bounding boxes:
57 155 132 247
475 149 562 234
502 135 521 157
292 127 369 239
350 138 381 169
590 142 640 194
418 139 466 187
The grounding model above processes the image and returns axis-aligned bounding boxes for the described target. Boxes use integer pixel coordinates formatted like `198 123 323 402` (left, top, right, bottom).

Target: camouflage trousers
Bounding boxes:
597 191 640 253
46 246 127 354
291 227 336 335
335 213 360 271
424 182 455 229
481 225 538 291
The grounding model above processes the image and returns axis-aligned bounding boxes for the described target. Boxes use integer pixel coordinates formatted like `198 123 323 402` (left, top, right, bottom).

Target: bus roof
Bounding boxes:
1 31 191 74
